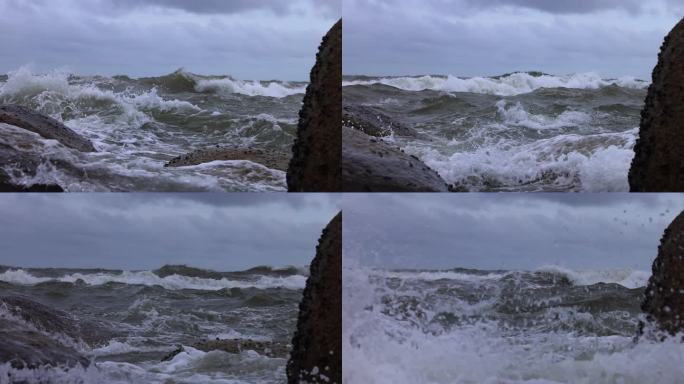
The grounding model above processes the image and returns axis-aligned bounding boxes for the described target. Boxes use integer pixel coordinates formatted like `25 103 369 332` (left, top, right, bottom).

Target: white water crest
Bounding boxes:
536 266 650 289
0 269 306 290
195 78 306 98
407 127 637 192
0 66 300 191
343 72 649 96
343 261 682 384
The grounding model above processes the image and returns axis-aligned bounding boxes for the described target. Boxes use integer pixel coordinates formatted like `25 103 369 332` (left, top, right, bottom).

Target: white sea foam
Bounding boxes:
0 269 306 290
343 72 648 96
343 262 681 384
0 66 201 116
195 78 306 98
536 266 650 289
375 270 507 282
496 100 592 130
408 128 637 192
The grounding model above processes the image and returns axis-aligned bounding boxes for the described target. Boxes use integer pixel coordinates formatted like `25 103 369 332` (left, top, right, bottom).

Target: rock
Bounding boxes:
0 296 90 368
287 213 341 384
642 210 684 335
343 103 418 138
0 130 65 192
161 345 184 362
342 127 449 192
0 105 96 152
164 146 291 171
287 20 342 192
194 339 290 359
628 18 684 191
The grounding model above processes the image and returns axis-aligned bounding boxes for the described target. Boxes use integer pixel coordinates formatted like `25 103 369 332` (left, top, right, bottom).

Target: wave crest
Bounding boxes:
343 72 648 96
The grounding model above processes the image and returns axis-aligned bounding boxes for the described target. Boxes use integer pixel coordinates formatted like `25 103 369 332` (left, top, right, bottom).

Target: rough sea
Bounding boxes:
343 72 649 192
0 66 306 191
343 261 684 383
0 264 306 383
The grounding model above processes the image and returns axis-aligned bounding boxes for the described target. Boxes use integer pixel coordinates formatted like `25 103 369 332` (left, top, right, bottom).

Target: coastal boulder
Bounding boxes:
629 18 684 191
287 20 341 192
0 124 65 192
287 212 341 384
165 146 291 171
343 103 418 138
342 127 449 192
0 296 90 368
0 105 96 152
642 211 684 335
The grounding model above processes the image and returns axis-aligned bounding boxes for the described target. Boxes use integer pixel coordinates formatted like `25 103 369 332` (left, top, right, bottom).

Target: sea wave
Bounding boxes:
408 128 637 192
195 78 306 98
536 266 650 289
343 72 648 96
0 269 306 290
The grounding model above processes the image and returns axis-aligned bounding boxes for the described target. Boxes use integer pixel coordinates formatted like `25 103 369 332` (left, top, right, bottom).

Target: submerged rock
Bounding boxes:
629 18 684 191
342 127 449 192
287 213 341 384
0 296 90 368
0 127 65 192
343 103 418 138
165 146 291 171
0 105 95 152
287 20 341 192
642 211 684 335
194 339 290 359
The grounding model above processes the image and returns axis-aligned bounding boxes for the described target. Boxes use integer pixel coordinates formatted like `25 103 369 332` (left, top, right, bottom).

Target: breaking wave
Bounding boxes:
343 72 649 96
0 268 306 290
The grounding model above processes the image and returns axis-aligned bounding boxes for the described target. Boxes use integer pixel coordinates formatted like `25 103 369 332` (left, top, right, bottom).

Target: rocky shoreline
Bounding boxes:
287 213 341 384
629 18 684 192
642 210 684 337
287 20 342 192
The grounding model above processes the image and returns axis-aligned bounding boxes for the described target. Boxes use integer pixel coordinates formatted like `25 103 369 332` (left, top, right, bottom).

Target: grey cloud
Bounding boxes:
343 0 680 78
342 194 684 271
109 0 340 17
0 0 337 79
0 194 339 271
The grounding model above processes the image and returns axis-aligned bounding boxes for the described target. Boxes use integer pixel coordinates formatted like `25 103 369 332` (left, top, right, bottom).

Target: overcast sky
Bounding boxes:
344 0 683 79
343 194 684 271
0 0 339 80
0 194 339 271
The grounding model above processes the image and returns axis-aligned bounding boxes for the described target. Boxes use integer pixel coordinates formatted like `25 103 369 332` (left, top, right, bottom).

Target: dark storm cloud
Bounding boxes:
342 194 684 271
343 0 681 79
0 194 339 271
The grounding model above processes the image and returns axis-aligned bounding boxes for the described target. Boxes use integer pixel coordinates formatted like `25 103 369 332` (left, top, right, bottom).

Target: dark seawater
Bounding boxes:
343 72 648 192
0 265 306 383
343 264 684 383
0 67 307 191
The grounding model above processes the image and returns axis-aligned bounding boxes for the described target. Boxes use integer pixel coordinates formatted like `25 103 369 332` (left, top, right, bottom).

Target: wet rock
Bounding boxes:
164 146 291 171
0 133 64 192
629 18 684 191
342 127 449 192
0 296 90 368
0 105 96 152
161 345 184 362
642 210 684 335
194 339 290 359
343 103 418 138
287 213 341 384
287 20 341 192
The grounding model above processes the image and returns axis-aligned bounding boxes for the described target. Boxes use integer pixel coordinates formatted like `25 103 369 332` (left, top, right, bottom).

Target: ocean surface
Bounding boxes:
0 66 306 191
343 262 684 383
343 72 649 192
0 265 306 383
